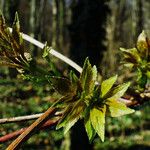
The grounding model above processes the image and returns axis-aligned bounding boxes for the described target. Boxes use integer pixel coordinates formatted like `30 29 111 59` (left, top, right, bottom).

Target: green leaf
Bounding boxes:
64 101 85 134
90 105 106 142
56 101 85 134
80 57 97 94
69 70 78 88
120 48 141 64
85 117 96 142
56 105 73 130
48 76 74 95
123 63 134 69
12 12 25 57
101 75 117 98
137 31 148 58
42 44 52 58
106 99 135 117
12 12 20 42
108 82 130 99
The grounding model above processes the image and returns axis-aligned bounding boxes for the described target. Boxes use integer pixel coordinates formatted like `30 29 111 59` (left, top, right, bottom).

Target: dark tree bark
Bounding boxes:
69 0 110 69
70 120 93 150
137 0 144 36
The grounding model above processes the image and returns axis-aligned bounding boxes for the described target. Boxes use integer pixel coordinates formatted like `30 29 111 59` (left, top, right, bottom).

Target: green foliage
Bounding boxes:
0 12 31 71
53 58 134 142
0 12 139 144
120 31 150 90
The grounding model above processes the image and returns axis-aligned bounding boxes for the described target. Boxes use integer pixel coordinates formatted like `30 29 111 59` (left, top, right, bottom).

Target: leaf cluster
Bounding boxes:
0 12 137 143
120 31 150 90
50 58 134 142
0 12 32 72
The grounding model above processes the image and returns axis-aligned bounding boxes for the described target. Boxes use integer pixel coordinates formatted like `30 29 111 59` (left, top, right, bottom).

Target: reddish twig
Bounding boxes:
0 119 59 143
6 107 58 150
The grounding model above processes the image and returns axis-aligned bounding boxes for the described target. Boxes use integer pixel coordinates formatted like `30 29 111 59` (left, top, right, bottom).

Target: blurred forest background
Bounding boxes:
0 0 150 150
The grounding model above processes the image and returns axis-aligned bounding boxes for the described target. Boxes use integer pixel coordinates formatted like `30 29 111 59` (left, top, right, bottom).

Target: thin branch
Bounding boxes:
0 119 59 143
0 113 43 124
9 28 82 73
6 107 58 150
0 111 62 125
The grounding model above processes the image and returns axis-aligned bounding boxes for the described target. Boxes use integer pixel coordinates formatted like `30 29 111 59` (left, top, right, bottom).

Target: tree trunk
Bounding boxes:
69 0 110 149
69 0 110 69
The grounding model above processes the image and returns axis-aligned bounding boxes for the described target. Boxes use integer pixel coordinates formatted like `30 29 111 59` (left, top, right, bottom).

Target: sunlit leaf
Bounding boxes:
106 99 135 117
90 105 106 142
80 57 97 94
108 82 130 99
120 48 141 64
123 63 134 69
56 105 73 130
42 44 51 58
85 117 96 142
64 101 85 134
101 75 117 98
137 31 148 58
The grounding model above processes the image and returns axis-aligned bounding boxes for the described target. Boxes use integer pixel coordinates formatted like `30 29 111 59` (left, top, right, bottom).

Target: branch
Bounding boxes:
9 28 82 73
0 119 59 143
6 107 58 150
0 111 62 125
0 113 43 124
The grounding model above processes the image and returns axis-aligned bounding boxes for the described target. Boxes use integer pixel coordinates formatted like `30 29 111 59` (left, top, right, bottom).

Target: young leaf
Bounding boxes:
56 105 73 130
101 75 117 98
80 57 97 94
69 70 78 87
85 117 96 142
42 44 51 58
52 94 74 107
90 105 106 142
120 48 141 64
12 12 20 44
64 101 85 134
137 31 148 58
106 99 135 117
48 76 74 95
108 82 130 99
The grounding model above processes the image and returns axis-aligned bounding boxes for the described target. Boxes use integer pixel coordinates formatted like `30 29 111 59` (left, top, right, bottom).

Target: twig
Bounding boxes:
9 28 82 73
0 119 59 143
6 107 58 150
0 113 43 124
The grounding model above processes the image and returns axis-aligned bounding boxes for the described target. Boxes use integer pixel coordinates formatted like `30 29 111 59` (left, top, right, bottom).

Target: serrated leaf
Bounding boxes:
64 101 85 134
80 57 97 94
108 82 130 99
56 105 73 130
106 99 135 117
85 117 96 142
120 48 141 64
48 76 74 95
90 105 106 142
56 101 85 133
101 75 117 98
